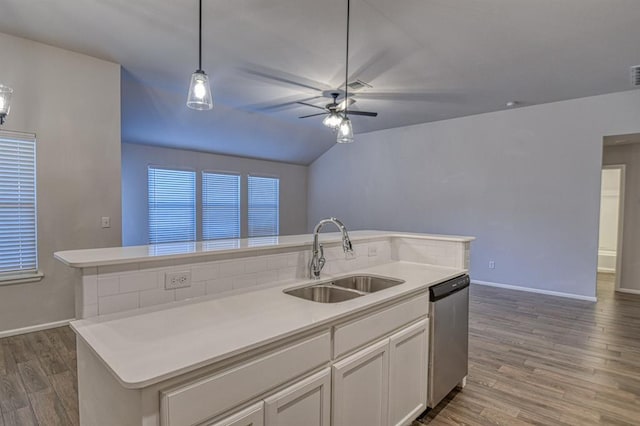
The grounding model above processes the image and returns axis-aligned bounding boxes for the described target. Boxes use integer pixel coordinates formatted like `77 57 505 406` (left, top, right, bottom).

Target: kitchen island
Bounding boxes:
55 230 473 426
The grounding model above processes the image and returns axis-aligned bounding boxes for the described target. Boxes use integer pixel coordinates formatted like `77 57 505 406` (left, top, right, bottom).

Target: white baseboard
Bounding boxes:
472 280 597 302
616 287 640 295
0 318 74 339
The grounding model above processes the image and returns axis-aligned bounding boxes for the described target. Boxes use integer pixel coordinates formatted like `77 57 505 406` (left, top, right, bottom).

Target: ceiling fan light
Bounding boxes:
323 112 343 129
187 70 213 110
337 117 354 144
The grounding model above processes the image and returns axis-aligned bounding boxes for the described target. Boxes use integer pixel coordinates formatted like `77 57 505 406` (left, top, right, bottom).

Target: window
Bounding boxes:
0 131 38 279
148 167 196 243
202 172 241 240
248 176 279 237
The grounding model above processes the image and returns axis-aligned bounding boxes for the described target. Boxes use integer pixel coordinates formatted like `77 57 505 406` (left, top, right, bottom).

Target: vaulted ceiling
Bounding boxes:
1 0 639 164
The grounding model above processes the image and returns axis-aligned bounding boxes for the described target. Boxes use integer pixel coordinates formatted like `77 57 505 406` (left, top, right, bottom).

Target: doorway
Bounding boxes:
597 165 625 293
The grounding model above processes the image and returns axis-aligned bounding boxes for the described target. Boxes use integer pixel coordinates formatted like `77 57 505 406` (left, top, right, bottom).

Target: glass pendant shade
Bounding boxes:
336 117 354 143
187 71 213 110
0 85 13 123
323 112 343 129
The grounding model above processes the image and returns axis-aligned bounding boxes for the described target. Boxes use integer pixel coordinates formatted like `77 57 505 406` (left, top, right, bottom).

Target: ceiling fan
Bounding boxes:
297 91 378 130
240 0 465 133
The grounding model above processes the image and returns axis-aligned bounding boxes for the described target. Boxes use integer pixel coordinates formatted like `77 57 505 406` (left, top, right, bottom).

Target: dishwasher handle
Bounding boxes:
429 275 470 302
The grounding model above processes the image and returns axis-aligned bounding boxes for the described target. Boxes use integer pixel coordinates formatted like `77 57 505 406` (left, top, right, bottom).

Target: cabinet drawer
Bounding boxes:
333 294 428 358
161 332 331 426
206 402 264 426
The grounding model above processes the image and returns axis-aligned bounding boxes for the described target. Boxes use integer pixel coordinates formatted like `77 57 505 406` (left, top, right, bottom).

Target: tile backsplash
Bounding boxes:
77 238 397 318
76 237 470 319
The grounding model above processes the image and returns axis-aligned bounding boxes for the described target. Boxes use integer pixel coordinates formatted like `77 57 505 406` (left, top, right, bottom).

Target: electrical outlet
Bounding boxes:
368 245 378 257
165 271 191 290
101 216 111 228
488 260 495 269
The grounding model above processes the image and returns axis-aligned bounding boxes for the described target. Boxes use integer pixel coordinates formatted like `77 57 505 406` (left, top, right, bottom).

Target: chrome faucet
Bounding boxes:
309 217 354 279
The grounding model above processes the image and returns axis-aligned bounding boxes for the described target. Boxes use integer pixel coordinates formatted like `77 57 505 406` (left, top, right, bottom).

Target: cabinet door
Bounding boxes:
264 368 331 426
332 339 390 426
207 401 264 426
388 319 429 426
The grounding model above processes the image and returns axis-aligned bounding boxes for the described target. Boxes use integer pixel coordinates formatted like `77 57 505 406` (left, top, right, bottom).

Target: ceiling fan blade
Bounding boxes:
299 112 328 119
346 110 378 117
336 98 356 111
342 44 419 84
247 96 323 112
355 92 465 103
240 66 328 93
239 96 322 112
297 101 327 111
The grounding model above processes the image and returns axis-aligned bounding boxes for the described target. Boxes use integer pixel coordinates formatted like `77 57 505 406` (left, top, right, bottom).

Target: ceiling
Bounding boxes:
1 0 639 165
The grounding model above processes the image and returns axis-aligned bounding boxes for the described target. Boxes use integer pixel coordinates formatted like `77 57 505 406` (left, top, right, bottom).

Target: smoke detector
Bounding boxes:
632 65 640 87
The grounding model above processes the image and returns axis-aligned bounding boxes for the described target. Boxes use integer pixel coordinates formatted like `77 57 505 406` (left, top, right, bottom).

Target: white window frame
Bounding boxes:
147 165 197 244
0 130 42 285
247 174 280 238
201 170 242 240
144 168 282 242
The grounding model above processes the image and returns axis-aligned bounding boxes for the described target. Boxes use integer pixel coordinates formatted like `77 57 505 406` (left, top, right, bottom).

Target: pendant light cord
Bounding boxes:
344 0 350 117
198 0 203 71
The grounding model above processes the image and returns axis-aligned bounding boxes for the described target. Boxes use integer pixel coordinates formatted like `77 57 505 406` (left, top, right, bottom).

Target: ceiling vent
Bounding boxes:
632 65 640 87
347 80 373 91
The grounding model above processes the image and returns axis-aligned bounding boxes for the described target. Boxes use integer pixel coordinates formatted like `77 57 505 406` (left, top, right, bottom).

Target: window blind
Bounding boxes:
248 176 279 237
148 167 196 244
202 172 240 240
0 131 37 277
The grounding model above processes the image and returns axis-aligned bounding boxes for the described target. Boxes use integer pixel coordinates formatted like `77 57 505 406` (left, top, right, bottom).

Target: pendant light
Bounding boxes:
186 0 213 110
0 85 13 125
337 0 354 143
337 116 353 143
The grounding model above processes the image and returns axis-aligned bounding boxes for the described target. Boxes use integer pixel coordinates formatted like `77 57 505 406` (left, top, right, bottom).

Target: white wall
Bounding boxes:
603 143 640 292
122 143 308 245
308 90 640 299
0 33 122 333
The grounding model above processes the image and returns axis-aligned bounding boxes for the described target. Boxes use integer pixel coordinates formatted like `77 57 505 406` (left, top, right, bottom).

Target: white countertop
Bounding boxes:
71 261 466 389
54 230 474 268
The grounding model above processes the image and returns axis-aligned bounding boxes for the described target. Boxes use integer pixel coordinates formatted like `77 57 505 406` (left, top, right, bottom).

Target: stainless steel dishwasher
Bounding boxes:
427 274 470 408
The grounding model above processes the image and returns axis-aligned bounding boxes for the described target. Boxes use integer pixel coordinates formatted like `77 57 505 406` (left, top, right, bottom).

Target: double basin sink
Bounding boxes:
285 275 405 303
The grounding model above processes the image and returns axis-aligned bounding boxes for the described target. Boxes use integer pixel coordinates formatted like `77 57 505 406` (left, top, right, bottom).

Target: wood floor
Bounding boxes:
0 326 78 426
1 274 639 425
417 273 640 426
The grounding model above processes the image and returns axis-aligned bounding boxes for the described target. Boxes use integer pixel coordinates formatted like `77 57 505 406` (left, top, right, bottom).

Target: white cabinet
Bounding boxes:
208 402 264 426
264 368 331 426
209 368 330 426
332 318 429 426
158 296 429 426
388 319 429 426
161 333 331 426
332 339 390 426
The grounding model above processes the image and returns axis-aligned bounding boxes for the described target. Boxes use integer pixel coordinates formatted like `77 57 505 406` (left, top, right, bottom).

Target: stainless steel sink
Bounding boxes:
284 285 363 303
330 275 405 293
284 275 405 303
